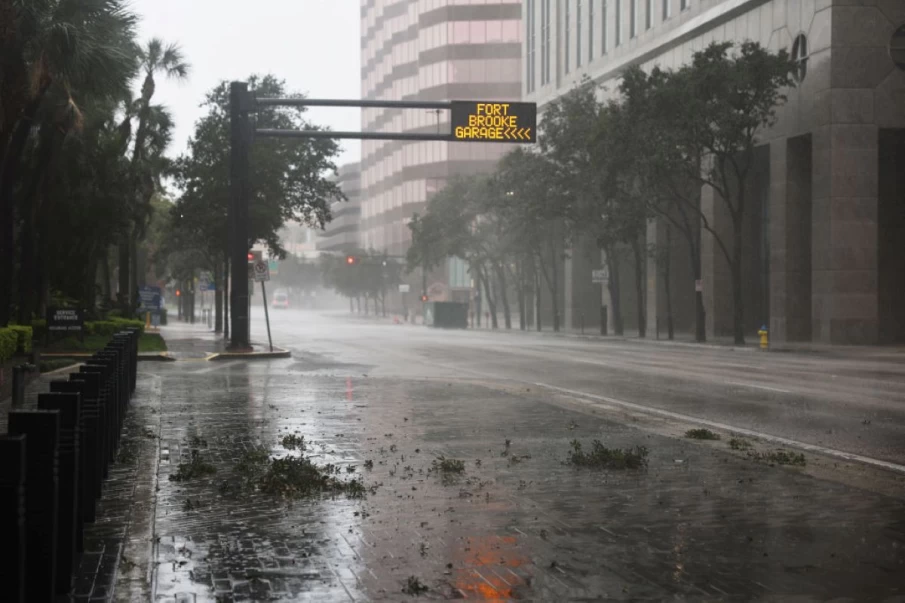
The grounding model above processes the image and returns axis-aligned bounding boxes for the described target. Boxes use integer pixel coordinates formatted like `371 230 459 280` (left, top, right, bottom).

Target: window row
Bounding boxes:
526 0 691 85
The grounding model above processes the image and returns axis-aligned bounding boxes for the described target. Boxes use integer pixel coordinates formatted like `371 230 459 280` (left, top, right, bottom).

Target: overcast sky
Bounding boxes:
131 0 362 167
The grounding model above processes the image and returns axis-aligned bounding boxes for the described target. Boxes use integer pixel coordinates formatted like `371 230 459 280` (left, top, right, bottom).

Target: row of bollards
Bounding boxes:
0 327 139 603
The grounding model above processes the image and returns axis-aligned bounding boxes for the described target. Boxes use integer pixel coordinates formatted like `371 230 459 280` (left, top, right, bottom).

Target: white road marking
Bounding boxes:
724 381 792 394
534 381 905 475
193 360 242 374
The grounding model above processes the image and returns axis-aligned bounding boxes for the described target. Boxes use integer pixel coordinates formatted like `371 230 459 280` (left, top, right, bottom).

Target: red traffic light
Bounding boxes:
421 295 429 302
346 255 357 265
175 290 181 297
247 252 254 261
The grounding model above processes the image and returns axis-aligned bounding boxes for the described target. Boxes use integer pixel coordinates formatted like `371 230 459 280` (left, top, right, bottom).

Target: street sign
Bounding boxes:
592 268 609 284
253 260 270 282
399 284 411 293
138 285 163 310
47 307 84 333
268 259 279 276
199 271 215 292
450 101 537 143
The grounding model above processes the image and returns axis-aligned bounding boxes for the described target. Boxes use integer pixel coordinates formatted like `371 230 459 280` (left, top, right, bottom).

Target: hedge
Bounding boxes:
0 328 18 363
8 325 33 354
85 318 144 336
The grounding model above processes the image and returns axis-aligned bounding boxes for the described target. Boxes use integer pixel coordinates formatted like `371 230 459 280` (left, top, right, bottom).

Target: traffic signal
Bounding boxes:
247 252 254 261
175 289 181 297
421 295 428 302
345 255 358 265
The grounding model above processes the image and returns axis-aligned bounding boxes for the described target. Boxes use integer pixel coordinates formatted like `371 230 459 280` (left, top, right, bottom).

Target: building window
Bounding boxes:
890 23 905 70
542 0 551 83
646 0 652 29
630 0 637 38
589 0 595 62
565 0 571 73
791 33 808 81
615 0 621 46
601 0 607 54
577 0 582 67
663 0 670 20
527 0 536 92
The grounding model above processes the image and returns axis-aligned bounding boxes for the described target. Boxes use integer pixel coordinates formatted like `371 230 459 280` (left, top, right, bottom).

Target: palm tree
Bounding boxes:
118 38 189 314
0 0 138 325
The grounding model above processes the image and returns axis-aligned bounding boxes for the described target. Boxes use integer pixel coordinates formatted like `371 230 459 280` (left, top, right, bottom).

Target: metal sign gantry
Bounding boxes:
227 81 536 350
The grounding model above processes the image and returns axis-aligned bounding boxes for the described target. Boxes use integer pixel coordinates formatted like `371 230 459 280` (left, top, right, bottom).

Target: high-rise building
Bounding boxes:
360 0 522 300
318 162 362 253
524 0 905 345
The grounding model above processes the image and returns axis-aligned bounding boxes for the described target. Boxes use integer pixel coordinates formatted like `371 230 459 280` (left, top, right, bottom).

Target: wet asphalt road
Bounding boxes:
39 310 905 601
254 308 905 468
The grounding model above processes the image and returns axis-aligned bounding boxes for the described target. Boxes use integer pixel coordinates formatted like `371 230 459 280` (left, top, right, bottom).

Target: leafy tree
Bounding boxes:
618 65 707 341
118 38 190 313
169 75 344 329
652 42 796 344
0 0 139 325
494 148 564 331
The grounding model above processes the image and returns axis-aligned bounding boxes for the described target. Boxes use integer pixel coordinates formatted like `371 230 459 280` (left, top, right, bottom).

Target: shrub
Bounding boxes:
85 318 144 337
7 325 33 354
31 319 47 340
0 328 18 363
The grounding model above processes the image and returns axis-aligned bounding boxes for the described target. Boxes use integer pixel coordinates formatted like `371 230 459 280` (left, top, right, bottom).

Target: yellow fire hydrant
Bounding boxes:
758 325 769 350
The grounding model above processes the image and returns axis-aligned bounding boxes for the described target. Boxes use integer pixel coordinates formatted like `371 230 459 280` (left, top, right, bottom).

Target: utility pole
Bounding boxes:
229 82 252 350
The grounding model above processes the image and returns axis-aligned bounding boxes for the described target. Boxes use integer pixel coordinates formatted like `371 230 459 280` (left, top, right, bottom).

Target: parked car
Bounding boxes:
272 290 290 309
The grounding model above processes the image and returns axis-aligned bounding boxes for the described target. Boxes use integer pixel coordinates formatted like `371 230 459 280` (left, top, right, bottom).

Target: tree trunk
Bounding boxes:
118 241 130 314
605 249 624 336
631 238 646 338
478 266 498 329
537 246 559 332
494 263 512 329
223 256 230 339
214 261 223 333
515 261 526 331
663 225 675 340
731 222 745 345
101 250 113 306
534 266 542 331
0 91 49 326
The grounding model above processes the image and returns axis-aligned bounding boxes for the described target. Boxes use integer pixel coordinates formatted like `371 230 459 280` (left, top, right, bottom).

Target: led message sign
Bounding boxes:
450 101 537 143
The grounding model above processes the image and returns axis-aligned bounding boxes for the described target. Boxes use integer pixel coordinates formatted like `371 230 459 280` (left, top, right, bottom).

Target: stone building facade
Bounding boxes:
523 0 905 344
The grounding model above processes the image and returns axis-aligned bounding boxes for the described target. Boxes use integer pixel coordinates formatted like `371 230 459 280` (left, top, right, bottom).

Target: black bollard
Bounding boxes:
0 434 27 603
38 393 81 595
8 410 60 603
74 369 110 481
93 352 122 451
51 379 99 527
125 327 140 393
11 364 28 408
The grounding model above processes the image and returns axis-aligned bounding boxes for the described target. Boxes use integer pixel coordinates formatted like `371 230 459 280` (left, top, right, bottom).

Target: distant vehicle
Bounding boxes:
272 290 290 309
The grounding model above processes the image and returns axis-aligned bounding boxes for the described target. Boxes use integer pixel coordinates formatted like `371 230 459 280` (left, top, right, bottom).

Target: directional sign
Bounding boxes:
399 284 411 293
592 268 609 284
253 260 270 282
450 101 536 143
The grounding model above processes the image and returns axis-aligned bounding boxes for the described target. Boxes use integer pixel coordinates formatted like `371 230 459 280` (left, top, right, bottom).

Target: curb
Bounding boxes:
207 347 292 361
41 352 175 362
